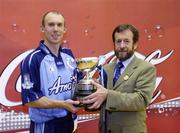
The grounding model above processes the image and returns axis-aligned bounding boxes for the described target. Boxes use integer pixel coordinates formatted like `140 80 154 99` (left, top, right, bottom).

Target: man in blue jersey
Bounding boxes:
21 10 80 133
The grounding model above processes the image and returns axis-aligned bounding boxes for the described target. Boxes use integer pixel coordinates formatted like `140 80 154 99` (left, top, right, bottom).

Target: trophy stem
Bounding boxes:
85 70 90 80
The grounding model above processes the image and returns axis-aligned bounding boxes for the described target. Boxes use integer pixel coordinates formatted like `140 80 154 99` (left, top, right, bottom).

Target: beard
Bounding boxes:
114 48 134 61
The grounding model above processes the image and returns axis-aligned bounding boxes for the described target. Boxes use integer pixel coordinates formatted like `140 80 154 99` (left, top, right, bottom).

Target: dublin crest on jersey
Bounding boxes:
22 74 34 90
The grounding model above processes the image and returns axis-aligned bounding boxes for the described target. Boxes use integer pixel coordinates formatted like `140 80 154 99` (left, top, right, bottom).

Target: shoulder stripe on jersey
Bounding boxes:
29 50 41 67
61 48 74 58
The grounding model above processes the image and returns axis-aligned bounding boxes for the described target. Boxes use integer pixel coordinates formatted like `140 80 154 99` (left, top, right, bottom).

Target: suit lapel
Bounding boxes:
105 62 116 89
113 57 140 89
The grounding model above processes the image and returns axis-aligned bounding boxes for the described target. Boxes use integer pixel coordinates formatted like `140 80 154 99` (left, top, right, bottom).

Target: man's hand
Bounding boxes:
82 80 108 109
63 99 80 113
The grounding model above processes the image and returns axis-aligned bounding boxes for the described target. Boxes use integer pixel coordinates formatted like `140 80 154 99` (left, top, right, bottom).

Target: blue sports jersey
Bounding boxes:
21 40 78 123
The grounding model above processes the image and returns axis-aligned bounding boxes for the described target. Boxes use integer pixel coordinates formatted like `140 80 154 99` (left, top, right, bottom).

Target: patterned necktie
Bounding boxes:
113 62 124 86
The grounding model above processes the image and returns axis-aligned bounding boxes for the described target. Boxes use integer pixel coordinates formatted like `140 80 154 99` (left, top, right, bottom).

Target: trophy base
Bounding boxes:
73 89 96 107
74 80 97 108
73 91 93 107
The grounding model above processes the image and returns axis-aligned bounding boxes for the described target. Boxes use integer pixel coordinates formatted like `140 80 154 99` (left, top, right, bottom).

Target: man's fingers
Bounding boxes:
91 80 101 88
82 97 96 104
87 102 100 109
73 100 80 105
83 92 96 100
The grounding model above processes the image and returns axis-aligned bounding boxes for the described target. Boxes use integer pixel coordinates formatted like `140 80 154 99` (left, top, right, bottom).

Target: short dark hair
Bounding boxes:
112 24 139 44
41 10 65 27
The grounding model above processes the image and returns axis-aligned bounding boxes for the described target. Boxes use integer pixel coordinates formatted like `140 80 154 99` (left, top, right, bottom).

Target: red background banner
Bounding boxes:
0 0 180 132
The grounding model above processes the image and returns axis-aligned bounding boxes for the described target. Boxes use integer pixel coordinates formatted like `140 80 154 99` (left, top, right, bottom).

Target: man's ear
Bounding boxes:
40 26 44 32
63 27 67 33
134 42 138 50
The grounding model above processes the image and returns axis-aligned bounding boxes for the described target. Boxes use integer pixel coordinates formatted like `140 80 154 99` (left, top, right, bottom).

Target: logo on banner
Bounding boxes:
0 49 174 107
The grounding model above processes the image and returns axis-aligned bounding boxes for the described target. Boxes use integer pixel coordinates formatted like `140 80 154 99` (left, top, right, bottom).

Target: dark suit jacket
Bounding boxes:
99 56 156 133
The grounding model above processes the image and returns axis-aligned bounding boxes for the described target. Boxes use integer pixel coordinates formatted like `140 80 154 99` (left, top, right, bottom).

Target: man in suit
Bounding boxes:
82 24 156 133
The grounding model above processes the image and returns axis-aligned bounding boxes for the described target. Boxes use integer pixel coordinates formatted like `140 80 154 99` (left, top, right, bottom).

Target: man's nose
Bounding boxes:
119 41 126 47
116 41 126 48
54 25 59 31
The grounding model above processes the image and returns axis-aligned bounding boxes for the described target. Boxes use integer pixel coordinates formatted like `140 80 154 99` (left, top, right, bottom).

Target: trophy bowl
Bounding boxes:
74 57 98 108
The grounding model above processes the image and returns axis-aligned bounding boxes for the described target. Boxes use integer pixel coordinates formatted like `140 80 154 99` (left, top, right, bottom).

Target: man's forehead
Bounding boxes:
45 13 64 21
115 30 133 38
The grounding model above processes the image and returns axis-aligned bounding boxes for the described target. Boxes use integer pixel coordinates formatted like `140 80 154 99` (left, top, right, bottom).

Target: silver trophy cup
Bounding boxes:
74 57 98 109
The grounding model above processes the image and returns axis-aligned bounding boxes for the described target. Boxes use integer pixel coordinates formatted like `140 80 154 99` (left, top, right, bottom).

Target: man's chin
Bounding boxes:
118 57 127 61
51 40 61 45
117 55 132 61
115 50 134 61
117 54 127 61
